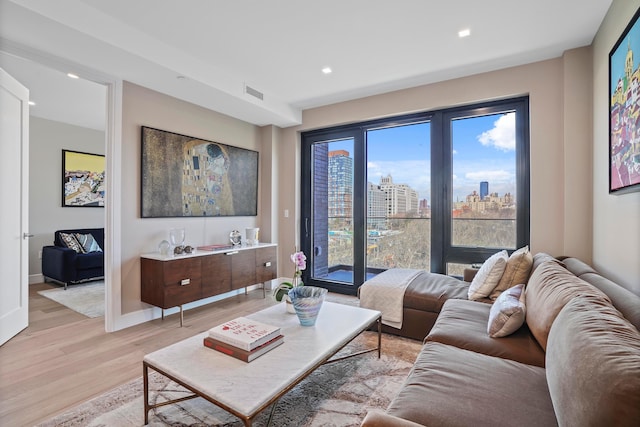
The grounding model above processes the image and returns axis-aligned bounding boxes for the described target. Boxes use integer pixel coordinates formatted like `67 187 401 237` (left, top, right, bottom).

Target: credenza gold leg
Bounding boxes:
180 305 184 327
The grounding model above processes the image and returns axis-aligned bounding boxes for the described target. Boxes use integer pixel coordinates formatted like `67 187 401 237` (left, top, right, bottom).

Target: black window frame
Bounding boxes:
301 96 530 293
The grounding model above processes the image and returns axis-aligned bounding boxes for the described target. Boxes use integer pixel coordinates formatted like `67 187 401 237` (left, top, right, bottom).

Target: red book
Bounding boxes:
197 244 235 251
203 334 284 362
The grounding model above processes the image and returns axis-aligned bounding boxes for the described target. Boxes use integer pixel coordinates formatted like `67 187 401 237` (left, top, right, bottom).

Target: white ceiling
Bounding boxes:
0 0 613 129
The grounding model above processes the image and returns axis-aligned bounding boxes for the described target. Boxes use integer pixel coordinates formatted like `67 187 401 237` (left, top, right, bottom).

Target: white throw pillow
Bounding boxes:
467 250 508 300
487 283 526 337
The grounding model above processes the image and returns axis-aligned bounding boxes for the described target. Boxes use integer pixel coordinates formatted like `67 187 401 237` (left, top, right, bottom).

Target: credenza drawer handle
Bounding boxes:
180 279 191 286
264 261 272 267
225 251 239 255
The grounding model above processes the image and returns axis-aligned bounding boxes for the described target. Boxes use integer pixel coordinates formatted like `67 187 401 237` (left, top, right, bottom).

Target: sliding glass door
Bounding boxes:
301 97 529 295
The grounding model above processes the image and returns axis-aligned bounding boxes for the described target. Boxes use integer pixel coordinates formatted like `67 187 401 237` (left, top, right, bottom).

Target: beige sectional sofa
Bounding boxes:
361 256 640 426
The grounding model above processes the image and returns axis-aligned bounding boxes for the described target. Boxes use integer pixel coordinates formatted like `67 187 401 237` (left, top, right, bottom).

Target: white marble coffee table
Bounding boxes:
143 301 382 426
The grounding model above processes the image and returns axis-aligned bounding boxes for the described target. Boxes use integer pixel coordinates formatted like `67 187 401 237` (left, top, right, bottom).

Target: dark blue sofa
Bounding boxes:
41 228 104 289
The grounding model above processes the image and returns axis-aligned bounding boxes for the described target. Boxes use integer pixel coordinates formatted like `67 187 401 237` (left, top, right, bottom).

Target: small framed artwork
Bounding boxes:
609 7 640 194
140 126 259 218
62 149 105 207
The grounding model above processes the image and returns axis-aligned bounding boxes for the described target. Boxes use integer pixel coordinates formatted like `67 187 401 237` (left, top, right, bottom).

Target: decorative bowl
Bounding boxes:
288 286 328 326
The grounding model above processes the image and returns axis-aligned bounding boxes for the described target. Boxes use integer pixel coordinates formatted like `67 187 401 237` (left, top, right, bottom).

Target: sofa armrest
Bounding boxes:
42 245 78 282
361 410 425 427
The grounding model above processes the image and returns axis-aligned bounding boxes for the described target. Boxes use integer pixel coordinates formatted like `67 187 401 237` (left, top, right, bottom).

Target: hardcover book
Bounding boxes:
207 317 281 351
203 335 284 362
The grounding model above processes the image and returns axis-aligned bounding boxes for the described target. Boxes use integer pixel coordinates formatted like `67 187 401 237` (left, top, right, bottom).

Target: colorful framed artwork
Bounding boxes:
62 149 105 207
609 7 640 194
140 126 259 218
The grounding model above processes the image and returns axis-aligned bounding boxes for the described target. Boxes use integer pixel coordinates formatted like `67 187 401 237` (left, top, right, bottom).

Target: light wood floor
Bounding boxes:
0 283 355 426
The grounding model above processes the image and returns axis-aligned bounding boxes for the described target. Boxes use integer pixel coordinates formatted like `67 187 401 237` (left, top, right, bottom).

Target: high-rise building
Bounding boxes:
379 174 419 216
328 150 353 222
367 182 386 229
480 181 489 200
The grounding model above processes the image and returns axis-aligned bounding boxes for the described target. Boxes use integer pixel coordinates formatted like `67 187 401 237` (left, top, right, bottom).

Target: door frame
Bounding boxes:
2 41 123 332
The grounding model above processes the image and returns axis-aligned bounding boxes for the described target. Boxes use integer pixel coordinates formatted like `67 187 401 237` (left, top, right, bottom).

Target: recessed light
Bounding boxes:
67 73 79 79
28 101 35 106
322 67 332 74
458 29 471 38
177 75 186 80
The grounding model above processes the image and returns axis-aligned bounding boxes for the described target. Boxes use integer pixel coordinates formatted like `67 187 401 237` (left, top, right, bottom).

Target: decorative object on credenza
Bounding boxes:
229 230 242 246
609 6 640 194
158 240 170 256
245 227 259 245
288 286 327 326
140 126 259 217
169 228 186 255
62 149 105 207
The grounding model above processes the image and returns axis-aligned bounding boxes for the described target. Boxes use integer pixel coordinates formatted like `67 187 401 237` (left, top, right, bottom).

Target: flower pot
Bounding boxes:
288 286 328 326
284 295 296 313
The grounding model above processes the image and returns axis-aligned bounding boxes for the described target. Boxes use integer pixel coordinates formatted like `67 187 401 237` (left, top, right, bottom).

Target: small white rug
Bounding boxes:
38 281 105 318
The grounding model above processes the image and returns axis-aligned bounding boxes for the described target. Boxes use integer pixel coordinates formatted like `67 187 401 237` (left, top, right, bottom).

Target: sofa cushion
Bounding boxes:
75 252 104 270
525 260 611 350
487 283 526 338
402 272 469 313
530 252 564 276
490 246 532 300
387 342 556 427
426 299 545 367
468 250 508 300
75 232 103 253
546 297 640 426
59 232 86 253
562 257 640 331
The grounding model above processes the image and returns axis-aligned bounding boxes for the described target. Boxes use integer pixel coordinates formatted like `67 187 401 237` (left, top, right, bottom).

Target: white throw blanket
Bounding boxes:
359 268 422 329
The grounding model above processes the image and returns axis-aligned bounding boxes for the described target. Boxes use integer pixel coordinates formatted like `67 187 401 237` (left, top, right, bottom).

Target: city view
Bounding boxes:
314 112 517 279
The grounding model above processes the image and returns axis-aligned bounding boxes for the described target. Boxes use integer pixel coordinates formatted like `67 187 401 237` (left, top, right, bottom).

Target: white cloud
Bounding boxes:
478 112 515 151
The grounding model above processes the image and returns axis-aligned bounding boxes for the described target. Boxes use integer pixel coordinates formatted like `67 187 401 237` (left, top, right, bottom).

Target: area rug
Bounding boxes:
37 331 421 426
37 281 105 318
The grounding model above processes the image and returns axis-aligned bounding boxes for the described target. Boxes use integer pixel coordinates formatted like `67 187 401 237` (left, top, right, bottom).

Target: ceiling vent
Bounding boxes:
244 84 264 101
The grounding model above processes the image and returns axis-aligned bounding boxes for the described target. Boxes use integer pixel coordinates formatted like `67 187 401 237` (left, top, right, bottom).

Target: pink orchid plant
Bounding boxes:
273 251 306 302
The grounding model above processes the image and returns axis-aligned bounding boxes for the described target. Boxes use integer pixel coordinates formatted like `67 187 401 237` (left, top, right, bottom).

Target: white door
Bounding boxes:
0 68 29 346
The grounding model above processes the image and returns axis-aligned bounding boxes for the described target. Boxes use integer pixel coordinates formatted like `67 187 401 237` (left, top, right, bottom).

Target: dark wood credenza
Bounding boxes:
141 243 277 325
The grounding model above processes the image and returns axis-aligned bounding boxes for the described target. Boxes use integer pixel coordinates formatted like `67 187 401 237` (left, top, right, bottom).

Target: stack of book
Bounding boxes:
204 317 283 362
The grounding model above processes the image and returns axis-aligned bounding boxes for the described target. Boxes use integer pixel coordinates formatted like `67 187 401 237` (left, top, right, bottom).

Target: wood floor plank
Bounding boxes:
0 283 357 426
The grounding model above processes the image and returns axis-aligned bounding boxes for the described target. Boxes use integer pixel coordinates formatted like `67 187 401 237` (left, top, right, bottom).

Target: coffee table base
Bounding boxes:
143 316 381 426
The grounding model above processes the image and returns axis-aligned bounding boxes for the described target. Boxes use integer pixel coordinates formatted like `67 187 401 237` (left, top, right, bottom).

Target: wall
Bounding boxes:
120 82 270 313
592 0 640 294
279 53 594 277
29 117 105 280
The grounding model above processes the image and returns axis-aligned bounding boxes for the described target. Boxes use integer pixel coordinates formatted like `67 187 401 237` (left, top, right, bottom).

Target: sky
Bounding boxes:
326 112 516 202
610 15 640 95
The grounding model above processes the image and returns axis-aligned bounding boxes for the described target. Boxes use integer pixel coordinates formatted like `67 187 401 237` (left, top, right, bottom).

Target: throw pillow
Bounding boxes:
467 250 508 301
525 260 611 350
490 246 533 300
59 232 85 253
487 284 526 337
75 233 103 253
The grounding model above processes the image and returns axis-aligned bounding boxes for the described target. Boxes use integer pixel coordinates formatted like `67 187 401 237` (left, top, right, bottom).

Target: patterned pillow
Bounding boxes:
59 232 85 253
75 233 103 253
487 284 526 337
468 250 508 301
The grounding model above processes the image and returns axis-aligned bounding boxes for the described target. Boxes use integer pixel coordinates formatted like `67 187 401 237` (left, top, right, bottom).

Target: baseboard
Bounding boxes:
111 282 276 331
29 273 44 284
